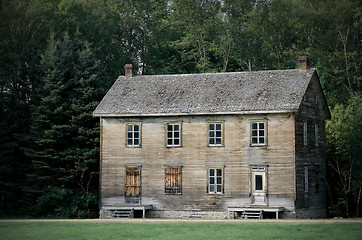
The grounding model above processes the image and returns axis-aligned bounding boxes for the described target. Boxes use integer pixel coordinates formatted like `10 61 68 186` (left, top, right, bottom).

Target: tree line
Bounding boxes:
0 0 360 218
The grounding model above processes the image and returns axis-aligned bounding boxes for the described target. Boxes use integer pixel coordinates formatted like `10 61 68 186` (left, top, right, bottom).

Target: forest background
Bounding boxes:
0 0 361 218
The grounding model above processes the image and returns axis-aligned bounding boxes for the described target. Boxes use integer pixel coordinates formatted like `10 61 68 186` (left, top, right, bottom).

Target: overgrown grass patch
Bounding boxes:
0 221 361 240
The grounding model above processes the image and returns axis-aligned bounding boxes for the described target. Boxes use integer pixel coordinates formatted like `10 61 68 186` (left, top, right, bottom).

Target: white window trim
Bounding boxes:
165 122 182 147
250 120 267 146
207 168 223 194
207 121 224 147
126 122 142 147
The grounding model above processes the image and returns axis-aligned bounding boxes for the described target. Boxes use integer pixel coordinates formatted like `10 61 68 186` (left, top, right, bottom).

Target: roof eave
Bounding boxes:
93 109 298 118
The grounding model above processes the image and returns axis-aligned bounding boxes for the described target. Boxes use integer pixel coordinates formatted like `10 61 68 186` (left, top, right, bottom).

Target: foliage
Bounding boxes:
0 0 361 218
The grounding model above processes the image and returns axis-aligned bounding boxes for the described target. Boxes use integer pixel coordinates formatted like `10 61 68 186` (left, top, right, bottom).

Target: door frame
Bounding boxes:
249 165 268 205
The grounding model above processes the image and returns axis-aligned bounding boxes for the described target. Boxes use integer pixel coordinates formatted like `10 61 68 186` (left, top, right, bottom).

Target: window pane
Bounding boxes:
256 175 263 190
174 132 179 138
259 122 264 129
209 169 215 176
216 131 221 137
210 185 215 193
174 139 179 145
167 132 172 138
217 185 222 193
216 138 221 145
216 169 222 176
252 138 258 144
134 125 139 131
209 124 214 130
128 139 133 145
134 139 139 145
252 130 257 136
167 125 172 131
167 139 173 145
134 132 139 138
128 132 133 139
209 138 214 145
252 122 257 129
216 124 221 130
259 137 265 144
259 130 264 136
210 177 215 184
174 125 179 131
217 177 222 184
209 131 214 137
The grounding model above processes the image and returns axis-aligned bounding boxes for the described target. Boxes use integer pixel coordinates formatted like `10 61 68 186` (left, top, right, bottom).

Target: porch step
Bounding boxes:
112 209 133 218
242 210 263 219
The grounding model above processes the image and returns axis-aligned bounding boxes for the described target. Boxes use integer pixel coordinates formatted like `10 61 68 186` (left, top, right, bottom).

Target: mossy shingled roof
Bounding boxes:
93 68 316 117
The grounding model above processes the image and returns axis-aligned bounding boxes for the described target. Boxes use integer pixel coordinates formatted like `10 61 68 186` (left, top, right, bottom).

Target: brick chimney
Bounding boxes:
298 56 308 70
125 64 133 78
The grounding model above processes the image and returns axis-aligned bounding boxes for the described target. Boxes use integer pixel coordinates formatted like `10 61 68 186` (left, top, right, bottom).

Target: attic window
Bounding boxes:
166 122 181 147
208 122 224 146
250 120 267 146
126 122 141 147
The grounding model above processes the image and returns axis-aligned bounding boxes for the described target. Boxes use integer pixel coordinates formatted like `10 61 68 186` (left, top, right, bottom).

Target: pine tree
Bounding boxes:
28 31 101 218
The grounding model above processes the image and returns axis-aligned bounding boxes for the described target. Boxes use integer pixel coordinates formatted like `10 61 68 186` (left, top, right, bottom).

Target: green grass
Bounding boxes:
0 221 361 240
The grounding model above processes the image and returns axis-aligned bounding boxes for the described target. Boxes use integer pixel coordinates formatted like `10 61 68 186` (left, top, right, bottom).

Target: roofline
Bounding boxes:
93 109 298 117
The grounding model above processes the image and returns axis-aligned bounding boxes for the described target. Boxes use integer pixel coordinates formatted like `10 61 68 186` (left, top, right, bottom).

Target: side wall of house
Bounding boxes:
294 73 328 218
100 113 296 218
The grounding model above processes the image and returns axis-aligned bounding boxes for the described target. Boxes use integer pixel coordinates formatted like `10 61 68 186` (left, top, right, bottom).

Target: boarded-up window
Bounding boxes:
126 123 141 146
251 120 267 146
208 168 223 193
165 167 182 194
125 167 141 203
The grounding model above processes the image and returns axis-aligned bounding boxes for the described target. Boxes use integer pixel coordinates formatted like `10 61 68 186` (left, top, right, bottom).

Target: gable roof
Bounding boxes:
93 68 318 117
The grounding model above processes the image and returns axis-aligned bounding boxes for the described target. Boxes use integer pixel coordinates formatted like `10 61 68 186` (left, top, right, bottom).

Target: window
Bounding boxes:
303 122 308 146
125 167 141 203
315 165 320 193
126 123 141 147
314 123 319 147
251 121 266 146
166 123 181 147
304 166 309 193
208 122 223 146
208 168 223 194
165 167 182 194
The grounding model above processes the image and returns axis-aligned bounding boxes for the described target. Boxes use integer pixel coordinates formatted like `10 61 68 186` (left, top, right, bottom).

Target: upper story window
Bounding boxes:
126 122 141 147
208 122 223 146
208 168 223 194
303 122 308 146
251 120 267 146
166 122 181 147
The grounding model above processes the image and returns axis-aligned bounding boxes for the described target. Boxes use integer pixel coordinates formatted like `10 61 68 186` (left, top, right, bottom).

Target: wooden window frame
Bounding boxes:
165 167 182 194
250 120 267 146
207 121 224 147
165 122 182 147
207 168 223 194
303 122 308 146
126 122 141 147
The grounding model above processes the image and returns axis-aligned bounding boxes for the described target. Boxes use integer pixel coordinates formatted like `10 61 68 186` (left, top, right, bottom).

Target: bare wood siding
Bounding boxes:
100 113 296 212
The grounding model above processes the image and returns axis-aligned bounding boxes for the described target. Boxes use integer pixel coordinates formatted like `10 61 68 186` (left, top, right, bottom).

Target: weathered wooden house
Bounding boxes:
93 57 330 219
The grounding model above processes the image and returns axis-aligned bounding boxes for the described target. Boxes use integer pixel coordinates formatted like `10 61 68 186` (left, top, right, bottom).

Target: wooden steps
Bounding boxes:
112 209 134 218
241 209 263 219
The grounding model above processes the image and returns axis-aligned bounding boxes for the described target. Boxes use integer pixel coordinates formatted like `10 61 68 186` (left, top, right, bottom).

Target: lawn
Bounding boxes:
0 220 361 240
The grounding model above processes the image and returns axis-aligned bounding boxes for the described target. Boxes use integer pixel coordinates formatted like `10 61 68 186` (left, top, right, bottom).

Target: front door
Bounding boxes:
125 167 141 204
251 167 267 205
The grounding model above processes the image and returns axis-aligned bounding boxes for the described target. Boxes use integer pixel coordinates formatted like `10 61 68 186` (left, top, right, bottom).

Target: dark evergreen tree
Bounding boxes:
28 32 101 218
